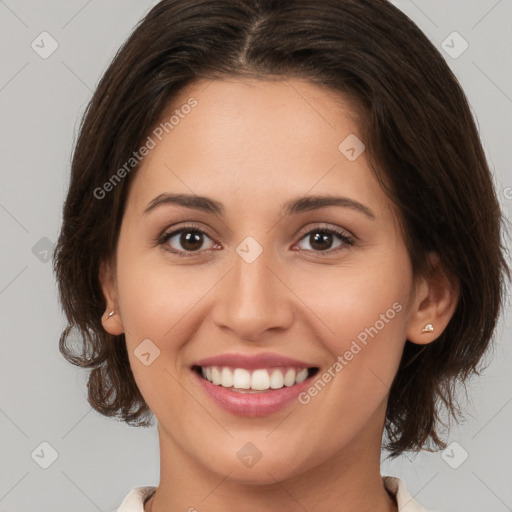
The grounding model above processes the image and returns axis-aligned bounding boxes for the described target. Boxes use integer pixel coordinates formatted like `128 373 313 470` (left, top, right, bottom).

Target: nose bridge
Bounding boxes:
234 243 274 302
212 236 293 339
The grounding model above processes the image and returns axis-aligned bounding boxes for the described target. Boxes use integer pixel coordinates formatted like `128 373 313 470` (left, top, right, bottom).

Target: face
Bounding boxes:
102 77 431 483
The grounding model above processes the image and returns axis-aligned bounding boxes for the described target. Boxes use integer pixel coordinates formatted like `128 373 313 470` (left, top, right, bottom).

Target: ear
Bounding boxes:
99 259 125 336
406 251 459 345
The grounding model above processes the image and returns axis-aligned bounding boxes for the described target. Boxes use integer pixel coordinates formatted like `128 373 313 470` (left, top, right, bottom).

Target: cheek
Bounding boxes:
296 254 411 389
302 258 409 335
114 250 196 412
116 249 210 341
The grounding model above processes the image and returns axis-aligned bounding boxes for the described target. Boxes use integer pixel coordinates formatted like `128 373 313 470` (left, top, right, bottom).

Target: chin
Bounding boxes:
194 442 316 486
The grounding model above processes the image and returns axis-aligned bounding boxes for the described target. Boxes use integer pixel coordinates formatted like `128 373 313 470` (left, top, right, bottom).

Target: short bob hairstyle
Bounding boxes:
53 0 510 458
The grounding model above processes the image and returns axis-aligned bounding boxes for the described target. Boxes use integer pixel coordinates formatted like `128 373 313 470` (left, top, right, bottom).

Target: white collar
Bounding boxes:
115 476 433 511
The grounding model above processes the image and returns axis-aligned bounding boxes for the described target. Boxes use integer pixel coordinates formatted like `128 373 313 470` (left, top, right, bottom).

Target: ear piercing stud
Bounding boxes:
421 323 434 333
105 310 115 320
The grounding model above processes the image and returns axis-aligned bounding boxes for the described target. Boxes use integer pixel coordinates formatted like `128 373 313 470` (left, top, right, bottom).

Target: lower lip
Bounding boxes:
192 369 314 416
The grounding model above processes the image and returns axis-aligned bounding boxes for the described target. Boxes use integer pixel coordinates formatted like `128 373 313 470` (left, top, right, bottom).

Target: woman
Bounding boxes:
53 1 510 511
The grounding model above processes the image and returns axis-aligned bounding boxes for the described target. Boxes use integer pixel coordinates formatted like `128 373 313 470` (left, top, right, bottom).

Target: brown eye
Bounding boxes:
160 226 216 256
296 227 354 254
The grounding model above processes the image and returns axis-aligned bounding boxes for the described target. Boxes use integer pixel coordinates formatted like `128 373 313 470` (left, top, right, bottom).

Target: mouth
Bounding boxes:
190 352 321 416
191 365 320 393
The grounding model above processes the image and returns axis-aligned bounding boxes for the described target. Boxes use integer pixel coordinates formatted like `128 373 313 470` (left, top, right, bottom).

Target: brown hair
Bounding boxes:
53 0 510 458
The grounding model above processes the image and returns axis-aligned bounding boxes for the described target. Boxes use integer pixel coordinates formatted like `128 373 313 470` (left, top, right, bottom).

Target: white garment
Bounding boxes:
113 475 437 511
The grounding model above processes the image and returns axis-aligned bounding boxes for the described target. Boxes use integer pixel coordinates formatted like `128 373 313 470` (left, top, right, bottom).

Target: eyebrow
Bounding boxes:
143 193 376 220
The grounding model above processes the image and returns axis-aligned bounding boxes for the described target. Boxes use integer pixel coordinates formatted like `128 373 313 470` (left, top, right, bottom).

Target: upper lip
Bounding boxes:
192 352 317 370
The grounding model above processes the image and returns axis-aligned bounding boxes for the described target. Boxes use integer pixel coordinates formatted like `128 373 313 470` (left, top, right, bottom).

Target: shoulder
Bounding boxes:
382 475 442 512
112 486 157 512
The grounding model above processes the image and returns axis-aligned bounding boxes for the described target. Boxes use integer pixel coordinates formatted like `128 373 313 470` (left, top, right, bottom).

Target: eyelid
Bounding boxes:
295 222 354 241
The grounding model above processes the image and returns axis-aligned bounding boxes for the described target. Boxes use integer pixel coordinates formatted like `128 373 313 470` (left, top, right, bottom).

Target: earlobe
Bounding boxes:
406 252 459 345
99 260 125 336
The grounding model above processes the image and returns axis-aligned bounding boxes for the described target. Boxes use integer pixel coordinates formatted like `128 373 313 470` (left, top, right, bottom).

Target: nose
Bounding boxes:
211 245 294 342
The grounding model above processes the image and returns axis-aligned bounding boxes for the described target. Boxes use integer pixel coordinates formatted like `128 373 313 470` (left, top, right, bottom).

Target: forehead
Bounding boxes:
125 77 396 225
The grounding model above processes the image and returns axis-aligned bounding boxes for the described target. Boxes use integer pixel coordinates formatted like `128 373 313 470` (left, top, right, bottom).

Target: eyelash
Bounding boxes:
157 223 355 258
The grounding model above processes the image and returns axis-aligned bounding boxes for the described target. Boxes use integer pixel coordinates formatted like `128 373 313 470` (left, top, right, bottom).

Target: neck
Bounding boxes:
146 466 397 512
146 403 397 512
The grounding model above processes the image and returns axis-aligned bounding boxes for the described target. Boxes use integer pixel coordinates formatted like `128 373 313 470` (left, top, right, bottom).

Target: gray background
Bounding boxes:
1 1 511 511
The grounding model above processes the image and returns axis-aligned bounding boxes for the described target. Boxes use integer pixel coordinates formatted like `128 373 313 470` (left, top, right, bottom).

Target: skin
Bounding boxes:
100 77 459 512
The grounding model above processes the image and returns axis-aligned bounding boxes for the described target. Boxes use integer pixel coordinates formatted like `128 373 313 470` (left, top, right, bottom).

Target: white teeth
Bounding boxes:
269 370 284 389
211 367 221 385
221 367 233 387
296 368 308 383
232 368 251 389
251 369 270 390
283 369 296 386
199 366 312 391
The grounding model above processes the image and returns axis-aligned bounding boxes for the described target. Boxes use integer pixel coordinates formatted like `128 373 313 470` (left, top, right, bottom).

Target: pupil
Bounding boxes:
181 231 202 251
311 232 332 251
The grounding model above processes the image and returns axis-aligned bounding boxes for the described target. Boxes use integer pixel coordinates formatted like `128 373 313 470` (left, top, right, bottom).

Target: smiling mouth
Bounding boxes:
192 365 319 393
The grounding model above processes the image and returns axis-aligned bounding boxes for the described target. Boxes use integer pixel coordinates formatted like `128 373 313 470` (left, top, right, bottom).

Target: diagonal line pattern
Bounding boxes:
368 367 392 392
284 79 337 131
266 471 310 512
0 62 29 93
61 0 93 29
61 471 103 511
61 61 93 93
472 61 512 105
0 408 29 438
162 267 233 338
162 163 233 236
409 0 439 29
0 265 29 296
264 264 337 336
0 0 29 28
266 410 294 438
0 204 29 233
401 472 439 511
61 408 93 439
471 0 503 30
200 470 233 502
471 471 511 510
164 367 234 438
265 163 337 236
0 472 29 501
471 397 512 439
